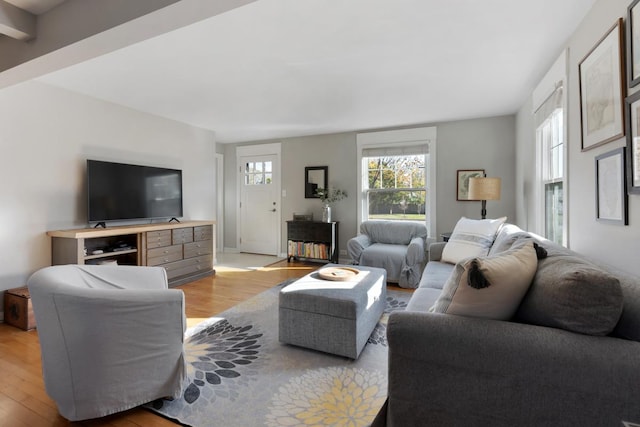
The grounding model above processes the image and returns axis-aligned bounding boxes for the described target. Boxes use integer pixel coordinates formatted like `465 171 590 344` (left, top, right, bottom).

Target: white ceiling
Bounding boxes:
36 0 596 144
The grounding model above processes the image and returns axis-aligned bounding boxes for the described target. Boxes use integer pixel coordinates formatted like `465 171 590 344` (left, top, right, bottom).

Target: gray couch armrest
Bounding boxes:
384 311 640 426
405 236 426 265
428 241 446 261
346 234 371 263
398 237 427 288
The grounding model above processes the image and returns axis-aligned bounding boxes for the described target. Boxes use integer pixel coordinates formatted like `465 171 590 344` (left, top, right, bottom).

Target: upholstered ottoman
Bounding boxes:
279 264 387 359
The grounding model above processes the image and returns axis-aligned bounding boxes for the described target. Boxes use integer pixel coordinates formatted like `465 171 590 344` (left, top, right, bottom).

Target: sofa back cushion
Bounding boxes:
488 223 531 255
515 242 624 336
360 220 427 245
441 216 506 264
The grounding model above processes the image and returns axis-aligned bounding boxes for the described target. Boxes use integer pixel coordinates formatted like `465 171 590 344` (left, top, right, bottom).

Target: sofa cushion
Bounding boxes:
515 252 624 336
406 287 442 312
420 261 455 290
441 216 506 264
488 223 531 255
430 240 538 320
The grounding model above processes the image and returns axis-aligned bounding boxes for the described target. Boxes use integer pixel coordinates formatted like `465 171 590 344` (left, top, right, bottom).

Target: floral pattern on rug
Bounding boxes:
384 294 408 313
154 319 265 410
265 367 386 427
368 294 409 347
146 286 411 427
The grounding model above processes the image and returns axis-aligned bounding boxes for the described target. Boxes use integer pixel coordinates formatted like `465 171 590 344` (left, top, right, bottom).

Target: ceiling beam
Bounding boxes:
0 0 257 90
0 0 36 40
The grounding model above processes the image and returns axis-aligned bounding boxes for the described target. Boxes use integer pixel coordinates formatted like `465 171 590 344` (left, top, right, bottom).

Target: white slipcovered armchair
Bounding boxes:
347 220 428 288
27 264 186 421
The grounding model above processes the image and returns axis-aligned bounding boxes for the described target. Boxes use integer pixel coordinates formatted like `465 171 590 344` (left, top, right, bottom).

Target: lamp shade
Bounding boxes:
468 177 501 201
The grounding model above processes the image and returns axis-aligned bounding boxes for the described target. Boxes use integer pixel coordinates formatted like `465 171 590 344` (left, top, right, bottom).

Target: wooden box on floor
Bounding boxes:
4 287 36 330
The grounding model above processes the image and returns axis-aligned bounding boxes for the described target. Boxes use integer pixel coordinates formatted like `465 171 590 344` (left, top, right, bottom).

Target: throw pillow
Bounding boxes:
441 216 507 264
515 253 623 336
430 240 538 320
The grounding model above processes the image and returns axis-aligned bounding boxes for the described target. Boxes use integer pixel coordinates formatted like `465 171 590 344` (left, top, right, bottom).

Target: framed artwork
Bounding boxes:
628 0 640 87
579 18 625 151
456 169 484 201
624 90 640 194
595 147 628 225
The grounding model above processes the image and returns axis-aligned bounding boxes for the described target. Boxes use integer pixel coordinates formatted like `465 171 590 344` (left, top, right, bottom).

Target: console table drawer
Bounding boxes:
172 227 194 244
146 230 172 248
184 240 213 259
194 225 213 241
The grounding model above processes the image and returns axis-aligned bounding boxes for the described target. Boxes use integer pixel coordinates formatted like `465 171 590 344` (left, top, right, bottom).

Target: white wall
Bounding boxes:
222 115 516 257
0 81 216 303
516 0 640 275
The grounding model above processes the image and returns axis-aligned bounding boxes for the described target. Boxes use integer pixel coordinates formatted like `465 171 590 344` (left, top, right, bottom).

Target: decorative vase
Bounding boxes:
322 204 331 222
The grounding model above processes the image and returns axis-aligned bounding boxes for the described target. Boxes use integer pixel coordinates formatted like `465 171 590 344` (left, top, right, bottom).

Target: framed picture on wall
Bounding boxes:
628 0 640 87
456 169 484 201
595 147 628 225
579 18 625 151
625 90 640 194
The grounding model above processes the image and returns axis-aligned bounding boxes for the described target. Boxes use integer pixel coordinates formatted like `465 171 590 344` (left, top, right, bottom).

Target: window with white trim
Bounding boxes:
364 152 426 221
535 84 565 245
356 127 437 238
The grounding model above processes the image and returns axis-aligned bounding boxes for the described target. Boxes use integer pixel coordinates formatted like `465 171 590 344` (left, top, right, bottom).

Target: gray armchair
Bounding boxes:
347 220 427 288
27 264 186 421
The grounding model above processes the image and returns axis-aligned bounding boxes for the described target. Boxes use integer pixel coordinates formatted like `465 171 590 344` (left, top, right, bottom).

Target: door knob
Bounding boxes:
270 209 277 212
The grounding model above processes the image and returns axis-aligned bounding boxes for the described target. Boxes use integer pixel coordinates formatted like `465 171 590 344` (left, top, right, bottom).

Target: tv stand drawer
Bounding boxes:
163 254 213 280
147 230 172 248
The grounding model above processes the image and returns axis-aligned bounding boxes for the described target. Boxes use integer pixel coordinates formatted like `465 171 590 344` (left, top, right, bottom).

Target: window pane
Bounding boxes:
367 189 426 221
364 154 427 221
366 155 425 189
545 182 563 244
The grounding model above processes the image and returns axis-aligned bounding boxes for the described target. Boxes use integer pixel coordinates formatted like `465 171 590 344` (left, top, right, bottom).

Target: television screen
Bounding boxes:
87 160 183 223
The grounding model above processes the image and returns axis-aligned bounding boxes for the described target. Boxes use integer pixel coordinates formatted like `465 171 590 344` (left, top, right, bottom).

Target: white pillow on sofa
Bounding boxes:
430 240 538 320
441 216 507 264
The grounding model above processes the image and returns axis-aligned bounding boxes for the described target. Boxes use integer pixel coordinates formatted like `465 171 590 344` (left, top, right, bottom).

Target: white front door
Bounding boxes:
239 153 280 255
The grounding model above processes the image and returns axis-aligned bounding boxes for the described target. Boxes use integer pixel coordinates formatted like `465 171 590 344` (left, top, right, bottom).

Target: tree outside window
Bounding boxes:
365 155 426 221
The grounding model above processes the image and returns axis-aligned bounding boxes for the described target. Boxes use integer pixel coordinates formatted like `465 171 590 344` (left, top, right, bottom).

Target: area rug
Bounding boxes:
146 281 411 427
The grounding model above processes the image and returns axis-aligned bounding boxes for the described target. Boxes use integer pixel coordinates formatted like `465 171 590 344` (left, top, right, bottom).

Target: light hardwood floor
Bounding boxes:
0 260 410 426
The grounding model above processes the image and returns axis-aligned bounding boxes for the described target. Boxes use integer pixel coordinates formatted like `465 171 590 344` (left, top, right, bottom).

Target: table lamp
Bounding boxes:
468 177 501 219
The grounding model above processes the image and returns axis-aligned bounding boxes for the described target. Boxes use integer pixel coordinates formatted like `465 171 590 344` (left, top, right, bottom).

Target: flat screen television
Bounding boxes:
87 160 183 225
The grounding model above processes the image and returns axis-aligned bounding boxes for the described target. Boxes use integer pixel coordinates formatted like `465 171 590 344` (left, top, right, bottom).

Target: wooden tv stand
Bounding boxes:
47 220 216 287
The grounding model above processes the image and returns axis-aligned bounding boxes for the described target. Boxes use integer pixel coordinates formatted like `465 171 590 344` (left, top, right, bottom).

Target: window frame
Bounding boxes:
356 127 437 240
535 92 567 246
364 154 427 221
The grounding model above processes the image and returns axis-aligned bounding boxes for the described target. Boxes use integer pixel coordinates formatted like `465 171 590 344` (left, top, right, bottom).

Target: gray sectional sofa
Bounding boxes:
374 223 640 426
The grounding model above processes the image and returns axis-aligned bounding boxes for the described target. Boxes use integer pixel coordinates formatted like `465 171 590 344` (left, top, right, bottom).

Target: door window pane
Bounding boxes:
244 161 273 186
